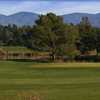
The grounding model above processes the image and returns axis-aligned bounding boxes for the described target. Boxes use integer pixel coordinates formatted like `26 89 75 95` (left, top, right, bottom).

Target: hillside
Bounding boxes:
0 12 39 26
0 12 100 27
63 13 100 27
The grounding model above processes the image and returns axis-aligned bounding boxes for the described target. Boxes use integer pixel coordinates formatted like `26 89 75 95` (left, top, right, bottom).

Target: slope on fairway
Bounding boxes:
0 61 100 100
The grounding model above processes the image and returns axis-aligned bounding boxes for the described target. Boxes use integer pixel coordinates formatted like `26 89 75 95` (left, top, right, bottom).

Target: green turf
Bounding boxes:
0 61 100 100
0 46 33 53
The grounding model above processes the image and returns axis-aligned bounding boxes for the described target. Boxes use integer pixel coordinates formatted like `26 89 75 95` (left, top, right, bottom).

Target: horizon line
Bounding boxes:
1 11 100 16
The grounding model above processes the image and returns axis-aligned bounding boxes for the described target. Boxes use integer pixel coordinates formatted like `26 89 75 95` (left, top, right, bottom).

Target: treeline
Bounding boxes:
0 24 32 47
0 13 100 61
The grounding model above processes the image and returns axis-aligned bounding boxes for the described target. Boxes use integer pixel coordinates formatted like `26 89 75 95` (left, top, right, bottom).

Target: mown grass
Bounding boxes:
0 61 100 100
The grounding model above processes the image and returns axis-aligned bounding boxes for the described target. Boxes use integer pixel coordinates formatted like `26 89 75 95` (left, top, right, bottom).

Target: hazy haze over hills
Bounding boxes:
0 12 100 27
0 12 39 26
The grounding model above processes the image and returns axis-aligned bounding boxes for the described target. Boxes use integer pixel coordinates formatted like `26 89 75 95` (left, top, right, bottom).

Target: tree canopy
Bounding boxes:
0 13 100 61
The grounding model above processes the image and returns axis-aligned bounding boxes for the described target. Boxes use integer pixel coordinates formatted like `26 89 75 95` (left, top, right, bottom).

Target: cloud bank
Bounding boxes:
0 1 100 15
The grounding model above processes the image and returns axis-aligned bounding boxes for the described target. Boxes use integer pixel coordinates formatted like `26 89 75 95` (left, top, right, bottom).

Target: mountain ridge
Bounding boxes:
0 12 39 26
0 12 100 27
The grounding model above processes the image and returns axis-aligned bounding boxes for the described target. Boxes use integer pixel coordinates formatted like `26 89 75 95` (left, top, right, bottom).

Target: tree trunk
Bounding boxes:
49 51 56 61
96 48 99 56
51 54 56 61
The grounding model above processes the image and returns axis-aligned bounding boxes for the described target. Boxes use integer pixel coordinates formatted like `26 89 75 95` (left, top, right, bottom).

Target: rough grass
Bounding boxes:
0 46 33 52
0 46 49 55
0 61 100 100
31 62 100 68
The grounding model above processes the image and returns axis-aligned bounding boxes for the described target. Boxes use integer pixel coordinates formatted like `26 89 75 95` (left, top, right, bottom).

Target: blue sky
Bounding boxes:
0 0 100 15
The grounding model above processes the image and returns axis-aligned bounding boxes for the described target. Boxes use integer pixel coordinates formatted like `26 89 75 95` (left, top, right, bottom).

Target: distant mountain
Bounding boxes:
0 12 100 27
63 13 100 27
0 12 39 26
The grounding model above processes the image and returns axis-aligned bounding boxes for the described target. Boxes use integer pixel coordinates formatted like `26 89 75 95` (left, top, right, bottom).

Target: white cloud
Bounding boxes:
0 1 100 15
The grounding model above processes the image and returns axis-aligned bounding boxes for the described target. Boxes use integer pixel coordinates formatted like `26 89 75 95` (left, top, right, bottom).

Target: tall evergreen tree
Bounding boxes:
32 13 69 60
77 17 96 54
